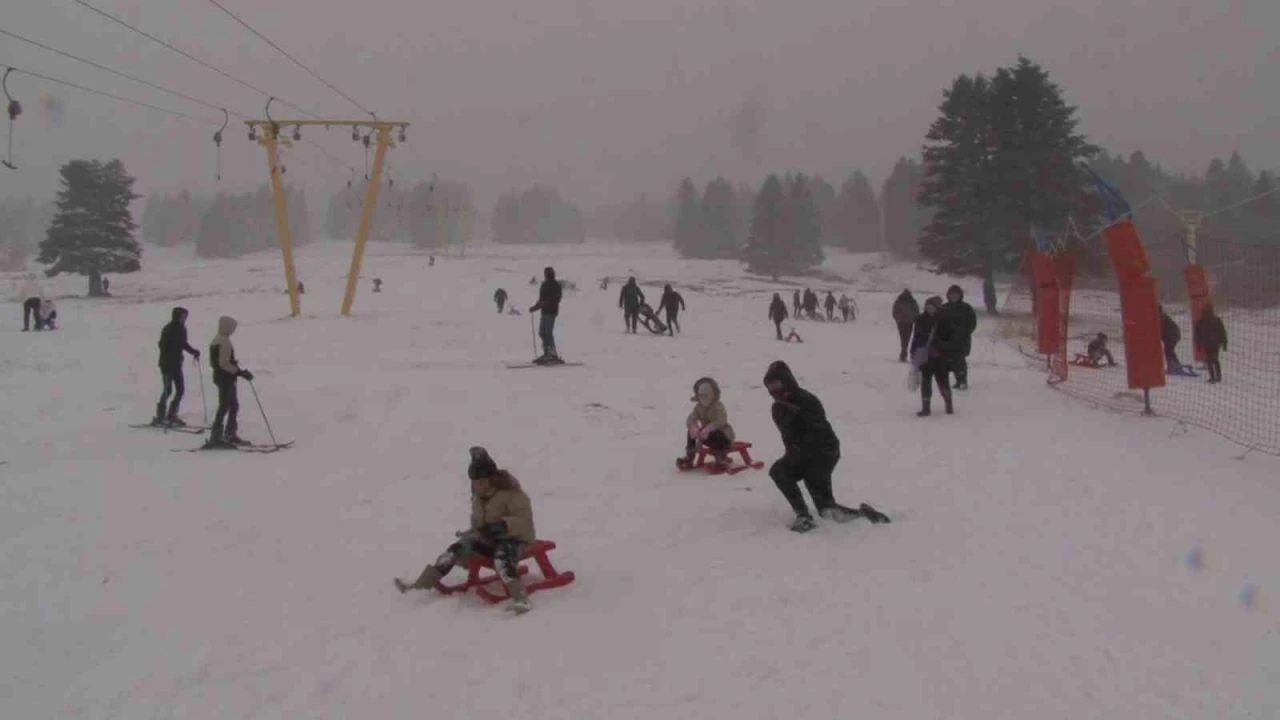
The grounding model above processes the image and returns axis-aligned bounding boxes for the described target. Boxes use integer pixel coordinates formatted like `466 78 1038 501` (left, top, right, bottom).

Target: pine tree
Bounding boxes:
699 177 740 259
835 170 882 252
786 173 825 271
881 157 928 260
743 174 789 279
672 177 703 257
809 175 838 246
38 159 141 296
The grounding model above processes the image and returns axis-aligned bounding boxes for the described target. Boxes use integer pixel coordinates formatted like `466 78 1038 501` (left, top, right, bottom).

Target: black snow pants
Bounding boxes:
23 297 41 331
211 377 240 441
157 366 186 420
624 307 639 333
897 322 913 362
431 532 525 581
665 308 680 335
769 452 839 518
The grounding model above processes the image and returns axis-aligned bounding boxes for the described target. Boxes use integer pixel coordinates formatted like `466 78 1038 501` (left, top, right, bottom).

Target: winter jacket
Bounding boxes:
944 286 978 355
470 471 536 543
1194 311 1228 352
763 361 840 459
1160 313 1181 347
824 294 837 311
892 291 920 325
659 286 685 315
158 307 198 371
533 269 563 317
209 315 242 384
494 288 508 304
768 297 788 323
687 377 735 443
619 280 645 311
910 310 963 361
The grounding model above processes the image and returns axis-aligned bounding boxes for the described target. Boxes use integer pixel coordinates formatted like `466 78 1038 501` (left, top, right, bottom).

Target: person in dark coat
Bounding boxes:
1159 305 1182 370
529 267 563 363
1086 333 1117 367
494 288 508 314
944 285 977 389
768 294 789 340
658 284 686 335
910 296 960 416
892 289 921 362
1193 303 1228 383
761 360 859 532
102 277 111 295
823 291 837 321
619 277 645 334
792 290 802 318
803 289 819 320
155 307 201 426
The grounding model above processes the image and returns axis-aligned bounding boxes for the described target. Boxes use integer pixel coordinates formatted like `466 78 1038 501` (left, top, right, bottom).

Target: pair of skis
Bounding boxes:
133 422 292 453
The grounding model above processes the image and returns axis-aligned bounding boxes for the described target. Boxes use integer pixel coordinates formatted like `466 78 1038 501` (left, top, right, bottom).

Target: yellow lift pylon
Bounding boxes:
245 99 408 317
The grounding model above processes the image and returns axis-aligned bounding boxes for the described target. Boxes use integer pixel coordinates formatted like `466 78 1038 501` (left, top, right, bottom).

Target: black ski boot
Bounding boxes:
943 393 954 415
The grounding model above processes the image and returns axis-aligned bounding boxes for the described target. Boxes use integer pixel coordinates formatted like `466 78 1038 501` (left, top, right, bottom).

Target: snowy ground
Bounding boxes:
3 240 1278 719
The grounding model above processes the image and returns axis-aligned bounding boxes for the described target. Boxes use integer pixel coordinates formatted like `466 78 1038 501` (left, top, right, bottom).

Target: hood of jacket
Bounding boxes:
544 266 557 281
763 360 799 392
171 306 189 322
217 315 237 336
946 285 964 301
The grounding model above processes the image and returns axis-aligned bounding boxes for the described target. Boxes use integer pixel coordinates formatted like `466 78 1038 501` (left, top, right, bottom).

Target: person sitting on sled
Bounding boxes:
679 377 735 469
1086 333 1117 366
394 447 536 613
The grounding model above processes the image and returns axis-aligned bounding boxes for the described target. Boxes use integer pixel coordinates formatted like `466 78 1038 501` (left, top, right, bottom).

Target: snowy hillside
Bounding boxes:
2 240 1277 719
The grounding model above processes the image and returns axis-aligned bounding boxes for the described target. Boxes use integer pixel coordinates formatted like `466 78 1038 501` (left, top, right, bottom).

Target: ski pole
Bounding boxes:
530 311 538 359
195 357 209 427
247 379 280 448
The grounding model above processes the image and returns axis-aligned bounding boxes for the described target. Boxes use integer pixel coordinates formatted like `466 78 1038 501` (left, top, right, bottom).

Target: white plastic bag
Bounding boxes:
907 367 921 392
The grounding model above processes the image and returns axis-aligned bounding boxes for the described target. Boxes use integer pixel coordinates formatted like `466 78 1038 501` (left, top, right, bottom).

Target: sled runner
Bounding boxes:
434 539 576 604
676 440 765 476
637 303 668 334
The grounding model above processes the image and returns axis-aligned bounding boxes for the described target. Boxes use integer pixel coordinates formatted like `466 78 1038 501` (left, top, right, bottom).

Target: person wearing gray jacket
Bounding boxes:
208 316 253 447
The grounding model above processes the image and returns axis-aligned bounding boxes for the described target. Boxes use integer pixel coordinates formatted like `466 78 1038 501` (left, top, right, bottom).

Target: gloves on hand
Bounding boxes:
192 349 201 359
479 521 508 542
239 369 254 381
698 425 713 441
529 305 538 313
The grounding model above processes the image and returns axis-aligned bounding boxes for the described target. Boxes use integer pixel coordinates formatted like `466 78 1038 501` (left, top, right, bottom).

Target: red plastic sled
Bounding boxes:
676 440 766 476
1070 353 1100 368
434 539 576 604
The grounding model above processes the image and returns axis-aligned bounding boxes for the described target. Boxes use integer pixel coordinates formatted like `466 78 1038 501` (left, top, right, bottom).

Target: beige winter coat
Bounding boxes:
470 471 536 543
686 377 735 442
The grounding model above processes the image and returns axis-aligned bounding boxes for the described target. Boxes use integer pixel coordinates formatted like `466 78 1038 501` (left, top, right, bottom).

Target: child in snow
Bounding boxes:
37 298 57 330
208 315 253 447
494 287 508 313
762 361 889 531
679 377 735 469
394 447 536 613
1086 333 1116 367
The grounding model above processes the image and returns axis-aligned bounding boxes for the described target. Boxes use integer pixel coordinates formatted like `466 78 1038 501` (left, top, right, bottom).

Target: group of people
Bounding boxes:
790 288 858 323
1161 304 1228 382
618 277 686 335
392 359 893 614
893 286 977 417
152 307 255 448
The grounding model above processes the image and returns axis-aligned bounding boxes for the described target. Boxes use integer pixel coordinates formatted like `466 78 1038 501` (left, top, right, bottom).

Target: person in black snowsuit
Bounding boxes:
1194 303 1228 383
208 315 253 447
155 307 201 426
494 288 508 314
762 360 860 532
944 285 977 389
658 284 685 335
803 289 819 320
529 267 563 363
1086 333 1117 366
824 291 837 321
792 290 802 318
618 277 645 334
892 289 920 362
1159 305 1182 371
910 296 960 416
768 293 789 340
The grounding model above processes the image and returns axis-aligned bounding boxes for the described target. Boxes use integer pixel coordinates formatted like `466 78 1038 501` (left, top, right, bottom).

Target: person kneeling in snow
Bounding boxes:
394 447 536 612
763 361 887 532
679 377 735 469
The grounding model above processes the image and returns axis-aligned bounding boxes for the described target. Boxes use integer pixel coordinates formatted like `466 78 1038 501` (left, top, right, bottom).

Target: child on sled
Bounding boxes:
678 377 735 470
394 447 537 613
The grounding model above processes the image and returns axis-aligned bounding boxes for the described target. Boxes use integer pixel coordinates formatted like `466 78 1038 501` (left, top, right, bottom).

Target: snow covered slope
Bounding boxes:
2 241 1277 719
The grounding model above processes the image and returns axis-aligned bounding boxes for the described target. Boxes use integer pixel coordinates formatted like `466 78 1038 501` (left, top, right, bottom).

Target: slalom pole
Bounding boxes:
247 379 280 448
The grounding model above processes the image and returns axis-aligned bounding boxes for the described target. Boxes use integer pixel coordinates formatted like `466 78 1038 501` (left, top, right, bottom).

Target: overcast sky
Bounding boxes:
2 0 1276 210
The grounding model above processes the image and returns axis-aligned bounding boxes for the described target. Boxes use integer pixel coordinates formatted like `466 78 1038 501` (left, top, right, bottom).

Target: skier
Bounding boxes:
528 266 563 364
678 377 735 469
208 315 253 447
792 289 802 318
658 284 685 336
823 291 837 321
1086 333 1117 367
944 285 977 389
393 446 535 614
892 289 920 362
37 298 57 330
619 277 645 334
910 296 960 417
762 360 863 532
1159 305 1183 371
1194 303 1228 383
154 307 201 426
494 287 508 314
768 293 789 341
